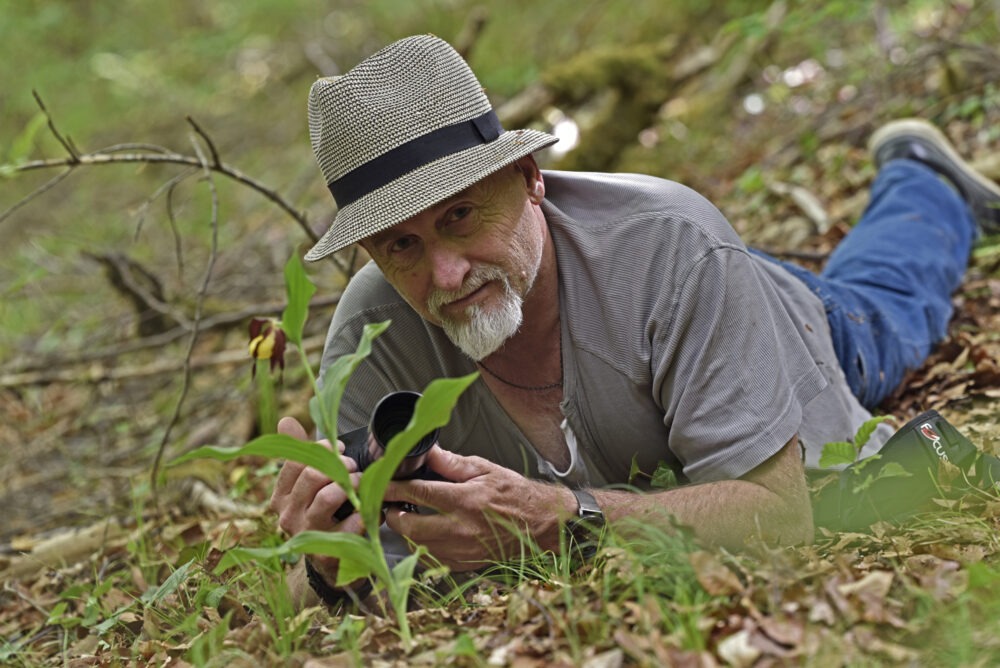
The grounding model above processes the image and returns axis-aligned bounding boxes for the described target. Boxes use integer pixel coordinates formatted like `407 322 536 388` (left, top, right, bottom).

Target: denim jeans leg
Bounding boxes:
755 159 975 408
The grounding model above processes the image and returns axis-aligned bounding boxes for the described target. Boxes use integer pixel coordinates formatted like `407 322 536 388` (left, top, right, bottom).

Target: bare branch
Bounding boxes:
0 168 74 225
32 90 79 162
8 98 354 275
0 293 341 376
186 116 221 168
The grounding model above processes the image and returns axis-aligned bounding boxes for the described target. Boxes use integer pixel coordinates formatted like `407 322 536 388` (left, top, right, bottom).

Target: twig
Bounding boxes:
0 168 74 225
151 132 222 500
0 294 341 375
32 89 79 162
186 116 221 168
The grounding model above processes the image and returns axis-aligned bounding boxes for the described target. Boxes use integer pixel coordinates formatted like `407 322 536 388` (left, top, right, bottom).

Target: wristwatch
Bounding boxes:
564 488 605 558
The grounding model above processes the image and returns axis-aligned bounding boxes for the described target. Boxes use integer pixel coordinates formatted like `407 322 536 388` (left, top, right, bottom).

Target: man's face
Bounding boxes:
361 163 544 360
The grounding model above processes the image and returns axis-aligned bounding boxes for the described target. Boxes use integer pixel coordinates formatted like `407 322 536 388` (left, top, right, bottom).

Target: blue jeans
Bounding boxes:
754 159 975 409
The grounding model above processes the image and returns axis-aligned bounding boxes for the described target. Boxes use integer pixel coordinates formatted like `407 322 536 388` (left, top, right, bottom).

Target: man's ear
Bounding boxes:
514 155 544 204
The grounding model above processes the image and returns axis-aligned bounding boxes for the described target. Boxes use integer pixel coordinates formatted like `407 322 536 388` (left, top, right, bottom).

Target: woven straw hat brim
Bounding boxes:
304 127 557 261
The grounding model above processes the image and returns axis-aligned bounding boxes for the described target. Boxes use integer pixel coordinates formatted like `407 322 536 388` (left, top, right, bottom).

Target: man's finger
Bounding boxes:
425 446 491 483
278 416 309 440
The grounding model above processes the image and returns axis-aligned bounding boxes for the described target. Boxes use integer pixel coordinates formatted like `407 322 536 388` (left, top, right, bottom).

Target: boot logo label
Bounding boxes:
920 422 949 462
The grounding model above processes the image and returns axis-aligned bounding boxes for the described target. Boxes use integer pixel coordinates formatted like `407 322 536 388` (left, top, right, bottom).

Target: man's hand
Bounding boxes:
268 416 364 586
382 447 573 571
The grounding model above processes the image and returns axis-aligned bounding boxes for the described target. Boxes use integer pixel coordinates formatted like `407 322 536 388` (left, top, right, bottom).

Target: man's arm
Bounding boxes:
383 435 811 569
597 435 813 549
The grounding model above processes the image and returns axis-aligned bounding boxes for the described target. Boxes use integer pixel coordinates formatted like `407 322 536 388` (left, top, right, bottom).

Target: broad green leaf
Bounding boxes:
854 415 892 452
281 252 316 346
141 559 195 605
819 440 856 468
215 530 382 587
171 434 351 493
650 462 679 489
312 320 391 437
391 552 422 590
358 373 478 531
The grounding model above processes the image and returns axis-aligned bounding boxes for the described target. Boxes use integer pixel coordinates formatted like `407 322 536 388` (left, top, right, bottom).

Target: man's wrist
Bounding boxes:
563 488 606 558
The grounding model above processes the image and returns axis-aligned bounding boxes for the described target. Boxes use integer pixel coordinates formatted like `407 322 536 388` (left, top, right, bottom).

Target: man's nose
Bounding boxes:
427 243 471 292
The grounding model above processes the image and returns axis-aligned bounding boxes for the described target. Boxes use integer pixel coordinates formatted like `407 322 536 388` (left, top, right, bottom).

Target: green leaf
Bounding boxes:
255 358 277 434
819 440 857 468
650 462 679 489
851 472 876 494
627 454 641 485
357 373 478 531
171 433 352 494
872 461 912 482
851 452 882 475
281 252 316 346
391 551 422 590
311 320 391 438
141 559 195 605
215 530 379 587
854 415 892 452
8 112 45 163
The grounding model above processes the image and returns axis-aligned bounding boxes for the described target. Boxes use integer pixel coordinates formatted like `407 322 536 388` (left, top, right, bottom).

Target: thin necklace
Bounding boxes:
477 356 562 391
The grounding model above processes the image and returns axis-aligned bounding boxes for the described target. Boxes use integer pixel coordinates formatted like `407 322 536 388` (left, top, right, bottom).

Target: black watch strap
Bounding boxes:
304 558 373 608
565 488 605 559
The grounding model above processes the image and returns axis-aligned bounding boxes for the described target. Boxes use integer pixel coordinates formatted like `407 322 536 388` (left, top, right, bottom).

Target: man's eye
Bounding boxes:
389 236 418 254
449 206 472 221
444 205 476 232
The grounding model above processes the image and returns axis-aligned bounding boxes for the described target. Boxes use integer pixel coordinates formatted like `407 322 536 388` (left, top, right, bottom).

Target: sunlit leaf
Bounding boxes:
855 415 892 451
171 434 352 493
281 252 315 346
311 320 391 438
141 559 195 605
819 440 856 468
358 373 478 531
215 530 381 587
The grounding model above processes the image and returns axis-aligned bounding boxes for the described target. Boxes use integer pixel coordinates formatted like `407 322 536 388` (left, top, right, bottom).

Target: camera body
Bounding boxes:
334 391 439 520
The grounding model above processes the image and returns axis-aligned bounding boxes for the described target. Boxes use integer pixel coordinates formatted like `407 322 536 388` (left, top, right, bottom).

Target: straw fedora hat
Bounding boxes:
304 34 558 261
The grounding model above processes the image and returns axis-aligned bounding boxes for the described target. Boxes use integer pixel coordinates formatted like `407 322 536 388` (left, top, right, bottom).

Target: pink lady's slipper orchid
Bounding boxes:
248 317 287 377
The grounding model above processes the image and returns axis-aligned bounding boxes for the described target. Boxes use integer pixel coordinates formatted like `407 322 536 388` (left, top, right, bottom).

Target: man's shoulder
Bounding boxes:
541 170 729 234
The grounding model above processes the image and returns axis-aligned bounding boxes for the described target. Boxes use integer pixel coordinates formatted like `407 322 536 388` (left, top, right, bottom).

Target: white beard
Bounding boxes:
429 266 524 361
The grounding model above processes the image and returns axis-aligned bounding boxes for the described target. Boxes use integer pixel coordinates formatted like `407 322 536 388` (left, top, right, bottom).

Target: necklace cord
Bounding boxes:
476 357 562 391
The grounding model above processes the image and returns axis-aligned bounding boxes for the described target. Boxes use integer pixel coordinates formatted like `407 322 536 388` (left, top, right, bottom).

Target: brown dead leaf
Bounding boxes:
689 551 744 597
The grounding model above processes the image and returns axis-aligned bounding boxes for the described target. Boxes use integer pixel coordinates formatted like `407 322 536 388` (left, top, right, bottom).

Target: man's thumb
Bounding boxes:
426 445 485 482
277 416 308 440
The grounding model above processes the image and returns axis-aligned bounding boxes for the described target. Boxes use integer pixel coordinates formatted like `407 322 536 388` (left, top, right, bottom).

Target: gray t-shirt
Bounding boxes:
319 171 887 487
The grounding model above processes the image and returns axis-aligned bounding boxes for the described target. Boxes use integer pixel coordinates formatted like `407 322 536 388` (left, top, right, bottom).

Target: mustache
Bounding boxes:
428 265 509 315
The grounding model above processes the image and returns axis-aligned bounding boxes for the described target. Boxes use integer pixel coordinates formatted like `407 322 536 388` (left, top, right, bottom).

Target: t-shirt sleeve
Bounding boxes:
652 245 826 482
